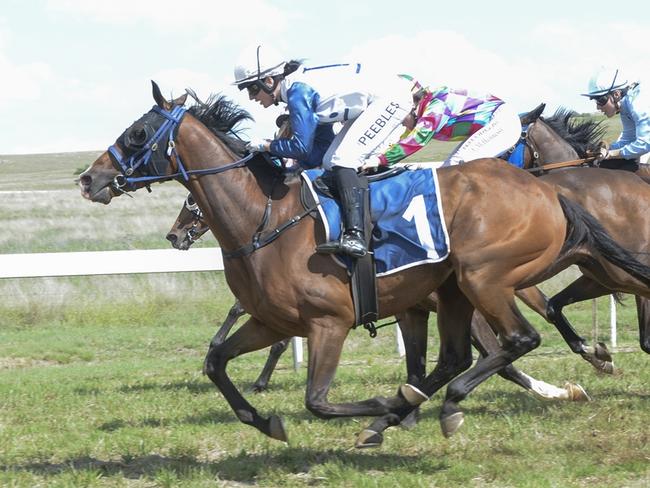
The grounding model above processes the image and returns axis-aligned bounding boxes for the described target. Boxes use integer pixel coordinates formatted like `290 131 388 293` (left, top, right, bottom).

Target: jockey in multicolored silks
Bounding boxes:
361 75 522 170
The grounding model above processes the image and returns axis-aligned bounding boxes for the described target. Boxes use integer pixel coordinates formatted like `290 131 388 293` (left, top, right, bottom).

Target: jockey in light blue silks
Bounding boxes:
233 44 413 258
582 67 650 170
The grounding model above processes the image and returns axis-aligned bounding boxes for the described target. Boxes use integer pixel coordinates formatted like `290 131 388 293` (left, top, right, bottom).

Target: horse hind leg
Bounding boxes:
635 295 650 354
395 305 431 428
439 288 541 438
356 278 474 448
470 311 589 401
547 277 616 374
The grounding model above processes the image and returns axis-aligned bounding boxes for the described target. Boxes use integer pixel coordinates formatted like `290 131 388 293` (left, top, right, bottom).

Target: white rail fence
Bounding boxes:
0 248 618 365
0 247 307 370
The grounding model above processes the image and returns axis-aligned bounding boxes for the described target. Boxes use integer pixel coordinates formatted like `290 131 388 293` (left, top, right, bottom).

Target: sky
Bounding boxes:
1 0 650 155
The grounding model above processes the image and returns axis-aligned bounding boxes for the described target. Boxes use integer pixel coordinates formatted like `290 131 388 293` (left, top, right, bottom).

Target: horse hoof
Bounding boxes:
565 382 591 402
399 384 429 406
592 360 616 375
399 408 420 429
248 384 268 394
440 412 464 438
268 415 288 442
594 342 613 362
355 429 384 449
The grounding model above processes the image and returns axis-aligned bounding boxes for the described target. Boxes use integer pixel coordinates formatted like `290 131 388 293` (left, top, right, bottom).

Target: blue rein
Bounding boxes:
108 105 254 190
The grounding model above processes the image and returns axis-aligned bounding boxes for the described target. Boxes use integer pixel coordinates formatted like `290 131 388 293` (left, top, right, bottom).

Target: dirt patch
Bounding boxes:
0 357 60 369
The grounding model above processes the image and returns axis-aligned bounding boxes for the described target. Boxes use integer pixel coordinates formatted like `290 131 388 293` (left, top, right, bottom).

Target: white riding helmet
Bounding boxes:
581 67 629 98
233 44 287 87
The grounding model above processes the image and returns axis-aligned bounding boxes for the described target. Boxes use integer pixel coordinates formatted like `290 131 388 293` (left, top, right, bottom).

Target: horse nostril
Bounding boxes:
166 234 177 243
80 174 92 186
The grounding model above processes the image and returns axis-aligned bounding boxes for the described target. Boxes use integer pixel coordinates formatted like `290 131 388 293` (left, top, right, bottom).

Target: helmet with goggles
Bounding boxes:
233 44 286 90
582 67 629 99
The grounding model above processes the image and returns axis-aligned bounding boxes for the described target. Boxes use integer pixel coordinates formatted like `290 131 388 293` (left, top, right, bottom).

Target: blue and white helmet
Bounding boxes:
233 44 286 87
581 67 629 98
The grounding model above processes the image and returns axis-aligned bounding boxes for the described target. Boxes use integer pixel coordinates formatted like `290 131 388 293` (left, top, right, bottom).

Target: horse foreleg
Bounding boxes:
204 317 290 441
212 300 247 345
202 300 247 375
547 276 616 373
635 295 650 354
250 338 291 392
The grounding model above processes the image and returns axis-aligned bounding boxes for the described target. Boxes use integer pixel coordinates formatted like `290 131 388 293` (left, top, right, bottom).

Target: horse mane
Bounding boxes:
540 107 606 157
185 89 251 156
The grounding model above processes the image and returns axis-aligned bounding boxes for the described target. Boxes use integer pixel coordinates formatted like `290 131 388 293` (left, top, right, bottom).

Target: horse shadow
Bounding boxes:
4 448 449 483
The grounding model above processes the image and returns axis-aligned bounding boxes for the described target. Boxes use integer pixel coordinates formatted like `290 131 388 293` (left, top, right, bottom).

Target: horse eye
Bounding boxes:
132 128 147 143
187 194 195 206
125 125 148 147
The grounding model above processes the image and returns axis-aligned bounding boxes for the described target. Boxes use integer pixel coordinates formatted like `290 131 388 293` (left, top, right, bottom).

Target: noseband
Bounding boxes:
184 194 206 244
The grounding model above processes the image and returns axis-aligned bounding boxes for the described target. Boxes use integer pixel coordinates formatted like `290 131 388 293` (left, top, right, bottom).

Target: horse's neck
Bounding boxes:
177 122 299 253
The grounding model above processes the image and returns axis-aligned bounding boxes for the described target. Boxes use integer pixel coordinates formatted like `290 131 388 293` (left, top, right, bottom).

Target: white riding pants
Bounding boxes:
444 103 522 166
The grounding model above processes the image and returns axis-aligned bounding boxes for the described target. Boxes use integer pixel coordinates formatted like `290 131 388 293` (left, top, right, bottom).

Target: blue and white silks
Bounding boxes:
302 167 450 276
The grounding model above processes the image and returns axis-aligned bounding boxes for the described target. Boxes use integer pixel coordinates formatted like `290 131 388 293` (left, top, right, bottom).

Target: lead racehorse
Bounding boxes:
168 192 588 401
79 83 650 446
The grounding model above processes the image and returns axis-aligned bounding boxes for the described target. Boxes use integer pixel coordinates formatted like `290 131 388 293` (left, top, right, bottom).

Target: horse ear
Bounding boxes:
519 103 546 125
151 80 170 110
171 92 188 107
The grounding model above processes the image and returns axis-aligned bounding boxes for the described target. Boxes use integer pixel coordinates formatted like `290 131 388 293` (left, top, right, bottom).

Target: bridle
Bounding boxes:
107 104 254 193
107 103 318 259
523 119 596 173
521 122 543 170
183 194 207 245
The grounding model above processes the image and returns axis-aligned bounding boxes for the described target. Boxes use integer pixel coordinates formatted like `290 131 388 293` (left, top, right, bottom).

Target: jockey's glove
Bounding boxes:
246 138 271 153
594 146 621 164
361 155 381 171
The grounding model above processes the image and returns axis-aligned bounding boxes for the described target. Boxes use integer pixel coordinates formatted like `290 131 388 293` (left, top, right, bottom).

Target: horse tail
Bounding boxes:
558 193 650 287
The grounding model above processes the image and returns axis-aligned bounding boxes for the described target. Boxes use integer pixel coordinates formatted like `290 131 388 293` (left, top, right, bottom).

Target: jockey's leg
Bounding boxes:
316 166 368 257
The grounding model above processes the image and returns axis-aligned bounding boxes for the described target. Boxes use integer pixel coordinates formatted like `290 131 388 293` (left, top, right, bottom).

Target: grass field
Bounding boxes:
1 114 648 487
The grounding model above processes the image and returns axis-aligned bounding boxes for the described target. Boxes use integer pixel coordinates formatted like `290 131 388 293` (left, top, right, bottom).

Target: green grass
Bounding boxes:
0 114 646 486
0 285 648 487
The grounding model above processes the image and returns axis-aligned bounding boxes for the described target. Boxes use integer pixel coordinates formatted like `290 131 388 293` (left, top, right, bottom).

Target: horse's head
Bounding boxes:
166 193 210 250
79 81 188 204
524 107 606 169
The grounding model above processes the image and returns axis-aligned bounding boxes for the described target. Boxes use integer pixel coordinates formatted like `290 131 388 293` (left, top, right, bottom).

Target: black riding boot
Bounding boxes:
316 167 368 258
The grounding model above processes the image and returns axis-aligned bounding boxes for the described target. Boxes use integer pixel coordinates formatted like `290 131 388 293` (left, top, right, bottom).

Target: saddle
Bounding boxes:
301 165 450 331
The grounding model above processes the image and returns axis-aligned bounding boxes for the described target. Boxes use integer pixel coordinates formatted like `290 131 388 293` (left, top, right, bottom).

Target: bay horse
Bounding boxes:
522 107 650 359
167 193 588 401
79 82 650 447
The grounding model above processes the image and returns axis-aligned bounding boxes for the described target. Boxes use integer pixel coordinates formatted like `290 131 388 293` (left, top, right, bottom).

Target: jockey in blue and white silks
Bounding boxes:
582 67 650 167
233 44 413 258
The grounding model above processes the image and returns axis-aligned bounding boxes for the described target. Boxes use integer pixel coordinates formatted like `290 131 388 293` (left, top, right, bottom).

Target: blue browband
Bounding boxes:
108 104 254 190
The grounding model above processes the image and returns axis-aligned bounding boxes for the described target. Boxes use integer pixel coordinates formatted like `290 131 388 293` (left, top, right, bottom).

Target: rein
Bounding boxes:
110 103 321 259
526 156 596 173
